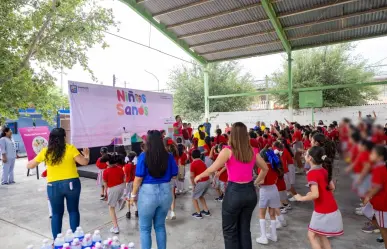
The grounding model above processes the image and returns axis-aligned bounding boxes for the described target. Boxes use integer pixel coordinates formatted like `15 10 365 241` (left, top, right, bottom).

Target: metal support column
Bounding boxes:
288 52 293 121
204 64 210 118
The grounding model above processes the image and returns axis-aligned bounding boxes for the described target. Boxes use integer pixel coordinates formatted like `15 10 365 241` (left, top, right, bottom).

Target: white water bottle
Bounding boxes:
65 229 74 244
128 242 134 249
111 236 120 249
92 230 102 245
71 238 81 249
81 234 92 248
62 243 71 249
40 239 51 249
75 227 85 241
94 242 102 249
27 245 34 249
54 233 65 249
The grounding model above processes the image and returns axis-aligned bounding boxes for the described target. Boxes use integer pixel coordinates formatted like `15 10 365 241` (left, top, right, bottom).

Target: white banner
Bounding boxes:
69 81 173 148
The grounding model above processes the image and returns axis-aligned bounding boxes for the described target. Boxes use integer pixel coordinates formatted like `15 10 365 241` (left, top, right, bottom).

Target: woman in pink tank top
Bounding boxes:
195 122 268 249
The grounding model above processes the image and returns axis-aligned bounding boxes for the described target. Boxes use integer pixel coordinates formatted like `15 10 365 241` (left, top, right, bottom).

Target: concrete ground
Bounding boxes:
0 159 384 249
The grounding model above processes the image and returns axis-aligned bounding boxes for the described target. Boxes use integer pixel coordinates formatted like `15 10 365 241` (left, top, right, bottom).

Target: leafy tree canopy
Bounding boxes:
168 62 256 121
0 0 117 122
272 44 378 108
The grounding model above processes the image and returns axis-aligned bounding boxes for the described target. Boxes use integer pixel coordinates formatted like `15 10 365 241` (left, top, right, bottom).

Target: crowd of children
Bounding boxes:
89 113 386 248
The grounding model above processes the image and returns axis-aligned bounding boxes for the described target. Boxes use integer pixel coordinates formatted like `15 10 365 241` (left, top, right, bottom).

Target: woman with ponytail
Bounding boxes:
27 128 90 239
295 146 343 249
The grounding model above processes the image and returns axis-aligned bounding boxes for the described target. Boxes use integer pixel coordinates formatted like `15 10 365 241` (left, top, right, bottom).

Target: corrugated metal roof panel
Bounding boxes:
184 20 275 45
169 5 268 36
140 0 195 14
194 32 279 54
291 22 387 48
204 42 283 61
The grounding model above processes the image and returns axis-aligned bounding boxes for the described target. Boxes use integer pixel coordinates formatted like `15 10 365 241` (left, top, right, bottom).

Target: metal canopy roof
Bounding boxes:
124 0 387 64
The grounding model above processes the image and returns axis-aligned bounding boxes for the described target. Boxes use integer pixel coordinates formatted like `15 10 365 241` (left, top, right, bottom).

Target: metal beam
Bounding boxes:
288 52 293 120
167 2 263 29
120 0 207 65
294 81 387 92
153 0 213 18
204 64 210 118
178 0 357 40
200 40 282 56
197 19 387 56
209 49 284 63
190 6 387 49
208 81 387 100
209 89 288 99
261 0 291 53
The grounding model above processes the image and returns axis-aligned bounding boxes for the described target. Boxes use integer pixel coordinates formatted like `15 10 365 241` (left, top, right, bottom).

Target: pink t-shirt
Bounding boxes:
225 146 258 183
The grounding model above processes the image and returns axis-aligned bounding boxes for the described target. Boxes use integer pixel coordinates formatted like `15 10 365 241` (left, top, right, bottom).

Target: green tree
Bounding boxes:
168 62 256 121
0 0 117 122
272 44 378 108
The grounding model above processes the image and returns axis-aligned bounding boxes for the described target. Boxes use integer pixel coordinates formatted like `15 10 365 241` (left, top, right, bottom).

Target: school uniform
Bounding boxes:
282 149 295 187
276 175 287 201
96 157 108 187
103 166 125 207
307 166 343 236
191 160 210 199
258 165 281 209
123 162 136 199
351 151 372 198
215 166 228 193
362 162 387 228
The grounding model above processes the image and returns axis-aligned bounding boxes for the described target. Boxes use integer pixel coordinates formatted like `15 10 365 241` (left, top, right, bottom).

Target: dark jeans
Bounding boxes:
222 181 257 249
47 178 81 239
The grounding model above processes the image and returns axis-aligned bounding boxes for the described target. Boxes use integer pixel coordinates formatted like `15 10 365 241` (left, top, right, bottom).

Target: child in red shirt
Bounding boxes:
363 145 387 247
256 148 282 245
210 144 228 202
102 154 126 234
190 149 211 219
123 151 137 219
96 147 108 200
295 146 343 248
176 143 188 194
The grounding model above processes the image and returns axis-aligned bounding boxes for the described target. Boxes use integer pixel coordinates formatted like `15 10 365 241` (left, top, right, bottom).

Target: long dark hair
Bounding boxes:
146 130 169 178
230 122 253 163
45 128 66 165
313 133 335 160
0 127 10 138
204 136 211 149
198 125 205 140
281 138 294 158
308 146 333 190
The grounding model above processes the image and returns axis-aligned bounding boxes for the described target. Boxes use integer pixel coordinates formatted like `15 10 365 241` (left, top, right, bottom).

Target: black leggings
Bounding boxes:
222 181 257 249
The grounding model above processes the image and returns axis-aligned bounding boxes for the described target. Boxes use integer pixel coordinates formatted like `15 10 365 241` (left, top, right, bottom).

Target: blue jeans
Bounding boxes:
47 178 81 239
138 182 172 249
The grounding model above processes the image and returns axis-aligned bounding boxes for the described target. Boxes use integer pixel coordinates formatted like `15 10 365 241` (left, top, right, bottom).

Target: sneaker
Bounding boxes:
192 212 203 219
135 211 139 218
201 210 211 217
288 197 297 202
355 207 363 211
256 236 269 245
170 211 176 220
280 208 288 214
126 212 131 219
355 209 364 216
267 233 278 242
110 227 119 234
1 182 9 185
376 236 384 243
361 222 380 233
99 195 105 200
359 202 364 207
9 181 15 184
215 196 223 202
285 204 292 210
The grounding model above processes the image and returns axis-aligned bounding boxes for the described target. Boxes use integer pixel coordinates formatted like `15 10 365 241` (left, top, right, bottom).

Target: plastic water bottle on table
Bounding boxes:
92 230 102 246
71 238 82 249
111 236 120 249
94 242 103 249
65 229 75 244
82 234 93 248
62 243 71 249
128 242 134 249
74 227 85 242
54 233 65 249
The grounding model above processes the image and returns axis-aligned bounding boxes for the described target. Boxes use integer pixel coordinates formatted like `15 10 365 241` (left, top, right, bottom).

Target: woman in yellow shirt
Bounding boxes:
193 125 208 153
27 128 90 239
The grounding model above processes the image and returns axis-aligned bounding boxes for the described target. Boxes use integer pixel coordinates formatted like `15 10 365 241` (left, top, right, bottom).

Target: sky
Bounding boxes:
55 0 387 93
